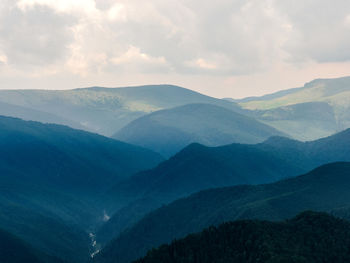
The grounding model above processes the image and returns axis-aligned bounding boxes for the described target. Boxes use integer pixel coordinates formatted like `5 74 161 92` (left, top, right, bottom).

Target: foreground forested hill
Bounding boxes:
134 211 350 263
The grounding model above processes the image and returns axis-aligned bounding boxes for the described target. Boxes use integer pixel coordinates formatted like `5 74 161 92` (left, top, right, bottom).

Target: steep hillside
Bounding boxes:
0 116 163 261
113 103 284 157
134 211 350 263
0 115 163 193
0 85 242 136
95 162 350 263
98 129 350 245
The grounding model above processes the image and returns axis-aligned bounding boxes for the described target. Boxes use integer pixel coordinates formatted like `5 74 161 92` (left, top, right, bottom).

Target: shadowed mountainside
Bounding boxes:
0 115 163 262
113 103 285 157
94 162 350 263
97 129 350 246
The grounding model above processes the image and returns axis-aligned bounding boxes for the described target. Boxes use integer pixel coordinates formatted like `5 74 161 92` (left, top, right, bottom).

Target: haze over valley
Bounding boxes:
1 0 350 262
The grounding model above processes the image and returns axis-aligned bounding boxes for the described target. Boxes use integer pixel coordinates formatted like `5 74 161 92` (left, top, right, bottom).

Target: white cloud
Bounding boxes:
17 0 97 15
5 0 350 74
107 3 126 21
0 52 8 65
0 6 75 68
192 58 217 70
110 46 166 66
345 14 350 26
276 0 350 63
0 0 350 97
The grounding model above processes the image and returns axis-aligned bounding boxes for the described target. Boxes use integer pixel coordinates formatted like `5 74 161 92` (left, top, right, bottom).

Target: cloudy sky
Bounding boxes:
0 0 349 98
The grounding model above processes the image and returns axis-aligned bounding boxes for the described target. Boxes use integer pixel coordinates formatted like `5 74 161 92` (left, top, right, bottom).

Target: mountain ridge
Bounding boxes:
97 128 350 246
0 85 243 136
113 103 285 156
94 162 350 263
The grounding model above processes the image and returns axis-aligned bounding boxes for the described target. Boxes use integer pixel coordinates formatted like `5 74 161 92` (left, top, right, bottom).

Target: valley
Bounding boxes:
1 76 350 263
1 2 349 261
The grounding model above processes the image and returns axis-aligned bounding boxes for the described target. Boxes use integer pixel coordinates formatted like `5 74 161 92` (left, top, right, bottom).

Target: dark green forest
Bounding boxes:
135 211 350 263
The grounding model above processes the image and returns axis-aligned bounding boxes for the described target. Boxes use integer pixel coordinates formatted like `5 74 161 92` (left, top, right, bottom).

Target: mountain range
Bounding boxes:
94 162 350 263
3 76 350 263
1 77 349 156
0 85 243 136
97 128 350 246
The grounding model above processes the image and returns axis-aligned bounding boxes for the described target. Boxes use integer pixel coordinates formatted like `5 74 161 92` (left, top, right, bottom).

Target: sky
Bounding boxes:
0 0 350 98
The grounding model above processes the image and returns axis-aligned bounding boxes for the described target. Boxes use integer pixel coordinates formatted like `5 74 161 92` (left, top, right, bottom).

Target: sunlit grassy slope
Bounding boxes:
0 85 241 136
239 76 350 110
236 76 350 140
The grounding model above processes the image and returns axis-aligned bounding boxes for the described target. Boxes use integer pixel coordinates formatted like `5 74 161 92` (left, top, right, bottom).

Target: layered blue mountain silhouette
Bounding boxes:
2 77 350 263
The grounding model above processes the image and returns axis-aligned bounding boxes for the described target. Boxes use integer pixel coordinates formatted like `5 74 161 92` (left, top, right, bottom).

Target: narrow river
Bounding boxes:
89 232 100 258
